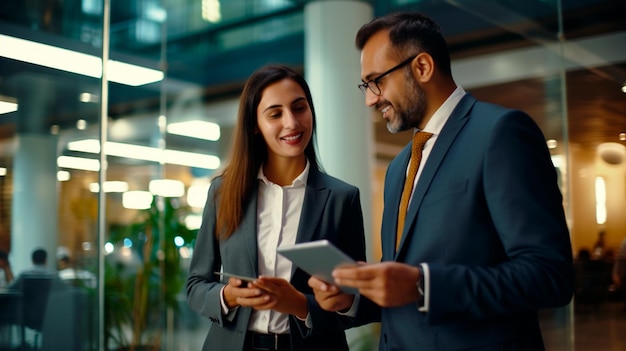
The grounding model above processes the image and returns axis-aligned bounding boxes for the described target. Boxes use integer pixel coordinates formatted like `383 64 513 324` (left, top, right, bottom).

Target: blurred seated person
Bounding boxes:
613 238 626 309
574 248 591 267
575 247 612 307
7 248 65 291
0 250 16 339
5 249 70 345
57 249 96 289
9 248 55 280
0 250 13 288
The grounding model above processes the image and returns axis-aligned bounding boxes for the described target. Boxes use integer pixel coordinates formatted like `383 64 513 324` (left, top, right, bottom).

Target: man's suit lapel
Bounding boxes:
395 94 476 258
386 147 412 259
295 167 330 244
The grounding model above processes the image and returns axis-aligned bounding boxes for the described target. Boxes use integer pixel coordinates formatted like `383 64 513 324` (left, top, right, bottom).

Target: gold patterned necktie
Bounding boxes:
396 131 433 250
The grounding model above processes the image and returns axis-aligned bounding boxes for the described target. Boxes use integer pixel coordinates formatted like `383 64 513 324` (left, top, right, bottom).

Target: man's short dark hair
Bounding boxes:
355 12 453 77
32 248 47 265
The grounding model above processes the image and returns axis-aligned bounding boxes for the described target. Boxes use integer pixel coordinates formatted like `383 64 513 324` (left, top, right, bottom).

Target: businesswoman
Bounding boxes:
186 64 366 351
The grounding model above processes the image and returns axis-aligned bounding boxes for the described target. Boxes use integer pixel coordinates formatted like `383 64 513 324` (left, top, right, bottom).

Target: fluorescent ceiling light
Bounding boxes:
149 179 185 197
57 156 100 171
0 167 6 176
107 60 164 86
595 176 606 225
89 181 129 193
68 139 103 153
163 149 220 169
167 120 220 141
0 34 163 86
187 183 210 208
0 100 18 114
67 139 220 169
122 191 153 210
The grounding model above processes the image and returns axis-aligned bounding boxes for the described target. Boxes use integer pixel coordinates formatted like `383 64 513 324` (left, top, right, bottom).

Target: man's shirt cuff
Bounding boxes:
418 263 429 312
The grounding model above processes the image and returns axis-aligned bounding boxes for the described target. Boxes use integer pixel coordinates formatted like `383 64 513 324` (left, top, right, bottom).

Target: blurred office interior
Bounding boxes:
0 0 625 350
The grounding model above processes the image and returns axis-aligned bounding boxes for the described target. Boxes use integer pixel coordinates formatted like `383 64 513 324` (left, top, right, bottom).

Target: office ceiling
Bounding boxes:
0 0 625 162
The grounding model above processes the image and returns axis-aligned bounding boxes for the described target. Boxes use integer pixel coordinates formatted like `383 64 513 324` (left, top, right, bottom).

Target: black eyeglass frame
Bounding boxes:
357 55 417 96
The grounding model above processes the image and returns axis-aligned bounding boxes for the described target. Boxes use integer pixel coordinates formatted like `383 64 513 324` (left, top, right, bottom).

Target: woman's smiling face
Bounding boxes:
256 78 313 163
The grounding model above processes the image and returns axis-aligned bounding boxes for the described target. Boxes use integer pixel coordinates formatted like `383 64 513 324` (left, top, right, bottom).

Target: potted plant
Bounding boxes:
105 196 197 351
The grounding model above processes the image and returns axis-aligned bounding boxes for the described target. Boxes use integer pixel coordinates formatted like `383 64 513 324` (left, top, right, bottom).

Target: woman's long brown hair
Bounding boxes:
214 64 320 240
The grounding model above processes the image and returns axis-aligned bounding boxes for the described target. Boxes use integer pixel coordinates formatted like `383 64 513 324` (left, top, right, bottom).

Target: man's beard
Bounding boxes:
387 74 427 134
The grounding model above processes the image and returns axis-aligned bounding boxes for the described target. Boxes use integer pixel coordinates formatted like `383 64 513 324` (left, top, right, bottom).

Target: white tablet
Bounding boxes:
277 239 358 294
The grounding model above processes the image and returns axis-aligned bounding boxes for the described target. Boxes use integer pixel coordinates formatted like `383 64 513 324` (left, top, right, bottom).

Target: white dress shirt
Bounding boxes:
247 161 309 333
405 85 466 206
219 163 311 333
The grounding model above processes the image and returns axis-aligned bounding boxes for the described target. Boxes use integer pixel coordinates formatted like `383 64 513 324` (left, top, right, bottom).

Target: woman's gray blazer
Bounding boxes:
186 166 366 351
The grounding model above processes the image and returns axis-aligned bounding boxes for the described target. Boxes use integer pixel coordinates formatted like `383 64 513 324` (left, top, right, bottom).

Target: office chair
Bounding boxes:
0 290 21 349
19 276 53 350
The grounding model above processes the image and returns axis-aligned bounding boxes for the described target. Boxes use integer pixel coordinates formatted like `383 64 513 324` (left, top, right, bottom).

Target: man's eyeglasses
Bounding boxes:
358 55 417 96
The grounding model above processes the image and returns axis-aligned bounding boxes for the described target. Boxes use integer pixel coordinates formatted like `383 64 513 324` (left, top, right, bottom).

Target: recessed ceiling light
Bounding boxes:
76 119 87 130
79 92 99 103
57 171 70 181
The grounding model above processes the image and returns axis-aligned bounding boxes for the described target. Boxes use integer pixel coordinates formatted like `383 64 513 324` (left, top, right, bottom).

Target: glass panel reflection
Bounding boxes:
0 0 625 350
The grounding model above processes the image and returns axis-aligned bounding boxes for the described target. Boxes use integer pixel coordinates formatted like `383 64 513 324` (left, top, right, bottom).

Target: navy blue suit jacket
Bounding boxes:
362 94 574 350
186 167 366 351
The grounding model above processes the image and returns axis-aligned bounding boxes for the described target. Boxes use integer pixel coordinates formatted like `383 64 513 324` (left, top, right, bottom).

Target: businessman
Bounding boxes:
309 12 574 350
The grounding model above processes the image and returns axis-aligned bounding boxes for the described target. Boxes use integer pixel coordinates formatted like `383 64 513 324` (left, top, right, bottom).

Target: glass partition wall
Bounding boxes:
1 1 625 350
0 1 221 350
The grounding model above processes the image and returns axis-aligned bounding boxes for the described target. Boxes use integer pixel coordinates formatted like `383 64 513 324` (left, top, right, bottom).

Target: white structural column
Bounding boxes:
304 3 379 347
304 0 374 255
11 133 59 273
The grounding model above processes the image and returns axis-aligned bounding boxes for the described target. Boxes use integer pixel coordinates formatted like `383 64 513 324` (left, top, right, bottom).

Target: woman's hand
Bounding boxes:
223 277 265 309
247 277 308 319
